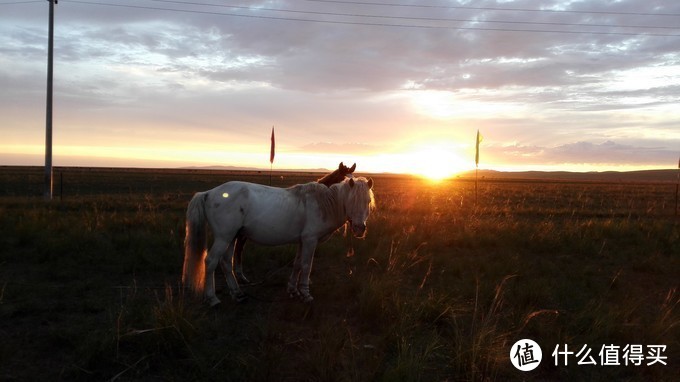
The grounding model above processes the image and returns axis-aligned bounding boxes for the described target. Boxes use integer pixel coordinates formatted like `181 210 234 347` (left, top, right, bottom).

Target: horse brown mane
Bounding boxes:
317 162 355 187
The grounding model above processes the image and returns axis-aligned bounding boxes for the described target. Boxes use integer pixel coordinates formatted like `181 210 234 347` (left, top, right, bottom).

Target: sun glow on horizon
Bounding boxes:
397 143 468 181
0 141 473 179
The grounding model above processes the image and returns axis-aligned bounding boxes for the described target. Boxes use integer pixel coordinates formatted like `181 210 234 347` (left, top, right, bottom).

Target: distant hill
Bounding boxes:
458 169 678 183
181 165 331 173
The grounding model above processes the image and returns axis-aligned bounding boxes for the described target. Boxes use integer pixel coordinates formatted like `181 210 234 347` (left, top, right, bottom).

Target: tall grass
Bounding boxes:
1 169 678 380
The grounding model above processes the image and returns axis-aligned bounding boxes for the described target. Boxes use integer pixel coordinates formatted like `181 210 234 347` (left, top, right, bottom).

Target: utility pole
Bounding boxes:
44 0 57 200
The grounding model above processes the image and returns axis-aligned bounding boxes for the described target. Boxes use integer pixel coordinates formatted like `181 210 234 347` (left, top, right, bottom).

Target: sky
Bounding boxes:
1 0 679 177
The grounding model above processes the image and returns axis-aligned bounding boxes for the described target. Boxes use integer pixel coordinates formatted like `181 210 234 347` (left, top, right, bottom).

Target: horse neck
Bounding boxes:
317 170 340 187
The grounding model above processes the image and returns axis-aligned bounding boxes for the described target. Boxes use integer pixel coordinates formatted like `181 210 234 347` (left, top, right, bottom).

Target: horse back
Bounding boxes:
208 181 315 245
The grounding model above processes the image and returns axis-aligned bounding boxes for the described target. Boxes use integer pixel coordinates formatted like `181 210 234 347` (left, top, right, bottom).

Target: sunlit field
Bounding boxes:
0 167 678 381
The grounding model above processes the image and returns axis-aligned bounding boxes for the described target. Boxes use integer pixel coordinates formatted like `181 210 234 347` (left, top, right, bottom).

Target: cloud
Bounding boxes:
548 141 675 165
1 0 679 171
10 1 679 101
297 142 382 154
491 140 676 166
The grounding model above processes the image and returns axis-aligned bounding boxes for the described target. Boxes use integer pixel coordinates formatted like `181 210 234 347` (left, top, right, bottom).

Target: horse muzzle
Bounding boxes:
351 222 367 238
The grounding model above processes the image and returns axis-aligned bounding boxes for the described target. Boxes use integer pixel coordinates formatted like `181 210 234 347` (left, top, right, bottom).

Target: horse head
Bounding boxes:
318 161 356 187
346 177 374 238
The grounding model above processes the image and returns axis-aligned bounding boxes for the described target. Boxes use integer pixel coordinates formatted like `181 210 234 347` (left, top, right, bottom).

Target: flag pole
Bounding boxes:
475 165 478 205
475 130 481 206
675 154 679 216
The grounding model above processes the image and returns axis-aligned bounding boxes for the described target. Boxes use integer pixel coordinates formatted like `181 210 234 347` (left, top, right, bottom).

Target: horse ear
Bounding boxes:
338 162 344 170
368 178 373 189
349 163 356 173
349 178 355 188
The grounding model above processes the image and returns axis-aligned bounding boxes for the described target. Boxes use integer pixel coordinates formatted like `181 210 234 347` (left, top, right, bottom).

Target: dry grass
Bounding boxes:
0 167 678 380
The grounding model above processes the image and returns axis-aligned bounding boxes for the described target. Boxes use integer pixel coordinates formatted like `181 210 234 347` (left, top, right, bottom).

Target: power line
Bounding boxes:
300 0 680 17
0 1 44 5
147 0 680 31
60 0 680 37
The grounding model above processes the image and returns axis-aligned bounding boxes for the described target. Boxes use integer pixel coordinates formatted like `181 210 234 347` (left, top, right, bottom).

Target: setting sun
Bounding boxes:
400 144 468 181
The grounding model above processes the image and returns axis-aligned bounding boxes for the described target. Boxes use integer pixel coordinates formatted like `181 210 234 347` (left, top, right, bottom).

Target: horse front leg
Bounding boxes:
296 239 318 303
287 246 303 298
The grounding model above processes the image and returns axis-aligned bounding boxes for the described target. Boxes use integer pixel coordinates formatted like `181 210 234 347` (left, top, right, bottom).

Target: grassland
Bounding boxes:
0 166 678 381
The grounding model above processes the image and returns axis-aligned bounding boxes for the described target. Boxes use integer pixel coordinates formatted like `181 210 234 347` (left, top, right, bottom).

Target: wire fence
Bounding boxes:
1 166 678 216
0 166 326 199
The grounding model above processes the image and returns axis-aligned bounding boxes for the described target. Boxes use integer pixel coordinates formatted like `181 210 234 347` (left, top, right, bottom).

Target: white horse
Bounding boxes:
230 162 356 285
183 177 375 306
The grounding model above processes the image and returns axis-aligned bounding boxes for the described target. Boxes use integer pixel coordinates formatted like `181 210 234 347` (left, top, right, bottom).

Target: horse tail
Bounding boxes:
183 192 208 296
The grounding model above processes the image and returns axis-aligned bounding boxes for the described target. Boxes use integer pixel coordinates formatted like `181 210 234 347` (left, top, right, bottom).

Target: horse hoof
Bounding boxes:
301 295 314 303
288 287 301 299
207 297 221 307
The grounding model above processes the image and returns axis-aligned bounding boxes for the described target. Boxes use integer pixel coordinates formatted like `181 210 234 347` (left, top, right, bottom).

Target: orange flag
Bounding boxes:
270 126 275 164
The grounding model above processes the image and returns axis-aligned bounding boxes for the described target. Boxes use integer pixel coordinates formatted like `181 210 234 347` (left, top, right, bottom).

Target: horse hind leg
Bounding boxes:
206 238 247 306
220 235 248 285
205 239 228 307
218 239 247 303
233 234 250 284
